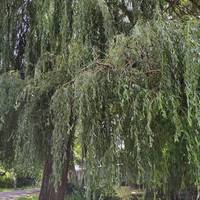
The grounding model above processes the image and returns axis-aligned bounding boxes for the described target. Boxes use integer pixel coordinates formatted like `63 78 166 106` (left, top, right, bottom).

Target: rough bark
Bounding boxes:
39 110 75 200
39 143 72 200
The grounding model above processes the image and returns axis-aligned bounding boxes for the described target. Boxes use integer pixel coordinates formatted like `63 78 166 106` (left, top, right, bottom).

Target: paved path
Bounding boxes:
0 188 40 200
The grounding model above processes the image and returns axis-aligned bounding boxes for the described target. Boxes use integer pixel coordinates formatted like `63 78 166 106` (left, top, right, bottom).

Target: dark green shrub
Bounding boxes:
16 177 36 188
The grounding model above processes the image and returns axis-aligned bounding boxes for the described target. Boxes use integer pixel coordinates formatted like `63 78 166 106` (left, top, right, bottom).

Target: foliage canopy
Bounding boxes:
0 0 199 199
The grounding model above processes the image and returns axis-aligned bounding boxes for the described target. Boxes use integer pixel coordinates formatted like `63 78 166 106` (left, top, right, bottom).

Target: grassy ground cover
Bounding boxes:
17 197 38 200
0 188 13 192
16 187 144 200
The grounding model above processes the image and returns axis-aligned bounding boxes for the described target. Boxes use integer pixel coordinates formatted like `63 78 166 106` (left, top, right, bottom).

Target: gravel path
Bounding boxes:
0 188 40 200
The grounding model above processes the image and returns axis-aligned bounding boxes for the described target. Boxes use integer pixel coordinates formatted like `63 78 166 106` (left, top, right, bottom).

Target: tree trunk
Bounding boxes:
39 96 76 200
39 135 73 200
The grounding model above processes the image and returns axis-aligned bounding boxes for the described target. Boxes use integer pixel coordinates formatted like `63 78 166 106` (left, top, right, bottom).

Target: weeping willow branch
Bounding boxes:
0 1 199 199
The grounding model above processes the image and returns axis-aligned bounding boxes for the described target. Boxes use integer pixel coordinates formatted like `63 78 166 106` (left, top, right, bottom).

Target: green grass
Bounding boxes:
17 196 38 200
115 186 144 200
0 188 13 192
16 187 144 200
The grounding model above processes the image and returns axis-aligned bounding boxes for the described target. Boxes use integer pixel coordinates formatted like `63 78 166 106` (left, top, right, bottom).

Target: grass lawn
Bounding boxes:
115 186 144 200
17 196 38 200
0 188 13 192
16 187 144 200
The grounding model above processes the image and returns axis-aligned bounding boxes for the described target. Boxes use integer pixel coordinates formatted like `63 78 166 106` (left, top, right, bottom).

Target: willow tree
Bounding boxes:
0 0 199 200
